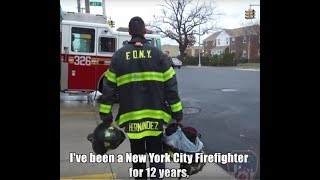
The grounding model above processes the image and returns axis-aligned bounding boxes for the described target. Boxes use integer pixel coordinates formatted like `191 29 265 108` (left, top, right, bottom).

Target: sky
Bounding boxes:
60 0 260 45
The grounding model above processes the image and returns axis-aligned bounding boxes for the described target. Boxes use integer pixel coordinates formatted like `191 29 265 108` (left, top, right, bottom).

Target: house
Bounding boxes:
185 46 202 57
161 45 202 57
161 45 180 57
226 25 260 59
203 25 260 59
210 30 230 56
203 32 220 56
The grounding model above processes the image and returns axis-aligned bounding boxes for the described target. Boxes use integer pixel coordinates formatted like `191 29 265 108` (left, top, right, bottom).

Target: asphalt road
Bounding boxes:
174 66 260 177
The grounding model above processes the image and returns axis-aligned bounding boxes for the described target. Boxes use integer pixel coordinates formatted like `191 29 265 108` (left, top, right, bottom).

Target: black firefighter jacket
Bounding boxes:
99 36 183 139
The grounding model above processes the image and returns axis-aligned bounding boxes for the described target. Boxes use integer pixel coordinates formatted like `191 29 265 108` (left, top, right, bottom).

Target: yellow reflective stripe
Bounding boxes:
105 70 117 83
117 109 171 126
126 130 163 139
115 68 175 86
116 72 164 86
100 104 112 113
163 67 175 81
170 101 182 112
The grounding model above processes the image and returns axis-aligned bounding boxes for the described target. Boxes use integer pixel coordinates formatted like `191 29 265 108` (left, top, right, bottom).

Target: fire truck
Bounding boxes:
60 12 162 93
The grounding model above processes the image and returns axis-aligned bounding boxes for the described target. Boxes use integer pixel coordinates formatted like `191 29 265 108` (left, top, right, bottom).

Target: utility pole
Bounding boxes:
249 4 259 19
198 13 201 67
102 0 106 18
77 0 81 13
248 34 250 63
85 0 90 13
249 4 260 9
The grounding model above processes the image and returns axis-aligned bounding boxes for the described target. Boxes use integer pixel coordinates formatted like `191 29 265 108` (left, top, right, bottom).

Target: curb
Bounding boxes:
60 173 116 180
60 112 96 115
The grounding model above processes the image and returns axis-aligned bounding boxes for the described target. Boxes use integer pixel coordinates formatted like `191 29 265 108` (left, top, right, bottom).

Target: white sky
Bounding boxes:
60 0 260 45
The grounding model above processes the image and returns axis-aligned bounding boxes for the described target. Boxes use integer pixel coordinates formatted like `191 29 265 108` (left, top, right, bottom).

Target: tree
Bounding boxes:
148 0 221 60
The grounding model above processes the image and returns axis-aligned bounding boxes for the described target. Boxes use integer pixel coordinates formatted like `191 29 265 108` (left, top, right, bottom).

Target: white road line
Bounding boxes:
235 68 260 72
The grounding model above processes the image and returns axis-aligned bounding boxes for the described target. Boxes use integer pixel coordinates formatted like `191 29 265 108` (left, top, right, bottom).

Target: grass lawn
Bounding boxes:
237 63 260 69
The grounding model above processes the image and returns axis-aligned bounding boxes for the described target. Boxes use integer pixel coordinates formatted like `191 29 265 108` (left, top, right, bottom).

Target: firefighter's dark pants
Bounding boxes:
129 135 165 180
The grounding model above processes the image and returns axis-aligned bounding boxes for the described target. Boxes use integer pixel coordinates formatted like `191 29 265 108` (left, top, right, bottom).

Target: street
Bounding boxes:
174 66 260 177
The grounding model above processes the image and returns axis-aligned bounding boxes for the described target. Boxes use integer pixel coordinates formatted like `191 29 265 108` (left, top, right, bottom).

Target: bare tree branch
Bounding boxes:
147 0 222 60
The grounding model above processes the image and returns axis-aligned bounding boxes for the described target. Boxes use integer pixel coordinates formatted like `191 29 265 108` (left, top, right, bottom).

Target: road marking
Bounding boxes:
60 111 96 115
60 173 116 179
221 89 238 92
235 68 260 72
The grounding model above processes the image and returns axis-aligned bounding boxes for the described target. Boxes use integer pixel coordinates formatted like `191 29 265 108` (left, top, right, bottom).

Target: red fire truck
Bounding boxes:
60 12 162 93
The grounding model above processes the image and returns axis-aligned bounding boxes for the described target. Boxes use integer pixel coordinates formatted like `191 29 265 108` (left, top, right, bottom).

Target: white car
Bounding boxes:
172 57 182 69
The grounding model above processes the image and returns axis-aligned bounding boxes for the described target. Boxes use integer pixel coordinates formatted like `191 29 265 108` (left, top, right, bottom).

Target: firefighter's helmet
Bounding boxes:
162 123 206 177
87 123 126 155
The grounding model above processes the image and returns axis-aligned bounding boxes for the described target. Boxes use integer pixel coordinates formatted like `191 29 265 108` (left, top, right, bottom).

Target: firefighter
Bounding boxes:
164 51 173 68
99 16 183 179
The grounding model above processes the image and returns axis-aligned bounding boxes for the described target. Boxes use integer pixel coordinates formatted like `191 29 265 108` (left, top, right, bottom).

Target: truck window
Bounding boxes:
146 38 156 47
99 37 116 53
156 38 161 50
71 27 95 53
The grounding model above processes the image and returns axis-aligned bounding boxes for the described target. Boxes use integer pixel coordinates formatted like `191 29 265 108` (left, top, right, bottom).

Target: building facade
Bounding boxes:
161 45 180 57
203 25 260 60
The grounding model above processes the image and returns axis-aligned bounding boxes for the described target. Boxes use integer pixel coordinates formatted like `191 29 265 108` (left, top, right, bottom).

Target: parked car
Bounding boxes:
172 57 182 69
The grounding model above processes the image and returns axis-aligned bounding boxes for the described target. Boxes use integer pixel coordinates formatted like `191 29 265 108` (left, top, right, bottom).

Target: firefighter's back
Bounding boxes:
114 41 169 120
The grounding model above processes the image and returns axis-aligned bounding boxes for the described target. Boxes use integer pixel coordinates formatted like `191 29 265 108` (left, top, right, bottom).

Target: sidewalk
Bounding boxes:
60 102 235 179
